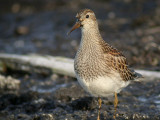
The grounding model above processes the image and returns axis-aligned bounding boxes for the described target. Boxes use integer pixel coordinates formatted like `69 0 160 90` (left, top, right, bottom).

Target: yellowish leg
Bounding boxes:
97 97 102 120
113 92 118 119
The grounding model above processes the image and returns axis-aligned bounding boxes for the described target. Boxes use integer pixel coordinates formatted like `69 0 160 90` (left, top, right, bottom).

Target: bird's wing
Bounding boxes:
100 40 138 81
105 49 136 81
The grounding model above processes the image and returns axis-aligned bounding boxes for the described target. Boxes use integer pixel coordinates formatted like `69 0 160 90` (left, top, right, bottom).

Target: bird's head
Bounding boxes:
68 9 97 35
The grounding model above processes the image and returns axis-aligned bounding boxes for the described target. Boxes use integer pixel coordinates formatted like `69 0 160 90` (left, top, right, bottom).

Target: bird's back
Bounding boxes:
99 39 143 81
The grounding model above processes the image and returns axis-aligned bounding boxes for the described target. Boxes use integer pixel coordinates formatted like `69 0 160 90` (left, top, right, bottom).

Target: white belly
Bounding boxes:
76 73 130 97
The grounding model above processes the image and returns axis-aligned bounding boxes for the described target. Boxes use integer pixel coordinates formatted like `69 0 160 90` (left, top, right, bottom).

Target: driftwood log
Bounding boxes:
0 53 160 79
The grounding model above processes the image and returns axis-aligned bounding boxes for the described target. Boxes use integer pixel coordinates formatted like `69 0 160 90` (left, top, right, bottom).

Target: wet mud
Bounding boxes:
0 0 160 120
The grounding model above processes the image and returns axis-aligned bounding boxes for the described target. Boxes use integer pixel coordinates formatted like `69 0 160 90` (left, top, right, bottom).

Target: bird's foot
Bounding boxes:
97 115 100 120
113 115 116 119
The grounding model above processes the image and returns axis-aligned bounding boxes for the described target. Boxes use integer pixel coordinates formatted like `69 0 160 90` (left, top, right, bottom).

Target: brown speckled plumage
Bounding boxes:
70 8 142 119
99 39 138 81
74 9 141 82
79 9 93 14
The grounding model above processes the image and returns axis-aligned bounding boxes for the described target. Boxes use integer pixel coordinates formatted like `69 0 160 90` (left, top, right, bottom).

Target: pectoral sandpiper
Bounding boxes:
68 9 142 120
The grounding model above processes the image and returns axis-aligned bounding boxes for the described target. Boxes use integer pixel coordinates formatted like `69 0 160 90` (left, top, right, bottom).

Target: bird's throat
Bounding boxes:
81 26 102 49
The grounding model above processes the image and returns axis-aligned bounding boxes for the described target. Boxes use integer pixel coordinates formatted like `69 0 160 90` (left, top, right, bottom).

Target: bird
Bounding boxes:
68 9 142 120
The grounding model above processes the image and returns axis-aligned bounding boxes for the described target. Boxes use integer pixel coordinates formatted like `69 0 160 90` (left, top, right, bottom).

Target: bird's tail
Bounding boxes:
130 69 144 82
134 72 144 82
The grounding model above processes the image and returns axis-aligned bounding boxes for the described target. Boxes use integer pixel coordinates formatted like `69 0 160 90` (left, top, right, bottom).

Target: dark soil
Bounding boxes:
0 77 160 120
0 0 160 120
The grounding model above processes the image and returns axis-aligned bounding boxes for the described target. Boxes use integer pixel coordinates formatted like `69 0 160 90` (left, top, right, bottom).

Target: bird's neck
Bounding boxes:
80 24 103 51
75 24 105 65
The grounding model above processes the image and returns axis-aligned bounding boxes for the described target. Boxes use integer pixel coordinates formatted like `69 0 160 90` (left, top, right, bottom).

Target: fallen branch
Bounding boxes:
0 53 75 77
0 53 159 79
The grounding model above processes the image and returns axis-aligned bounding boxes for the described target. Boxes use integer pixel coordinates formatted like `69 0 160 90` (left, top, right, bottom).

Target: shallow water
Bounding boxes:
0 0 160 119
30 82 72 93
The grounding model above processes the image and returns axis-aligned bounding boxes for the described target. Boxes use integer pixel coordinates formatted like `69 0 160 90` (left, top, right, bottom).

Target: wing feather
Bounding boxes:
100 40 138 81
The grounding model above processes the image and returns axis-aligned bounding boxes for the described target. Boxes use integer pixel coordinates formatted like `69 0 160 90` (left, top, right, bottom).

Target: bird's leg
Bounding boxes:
97 97 102 120
113 92 118 119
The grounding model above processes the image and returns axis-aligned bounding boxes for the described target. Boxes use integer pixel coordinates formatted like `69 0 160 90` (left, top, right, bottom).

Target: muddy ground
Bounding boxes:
0 0 160 120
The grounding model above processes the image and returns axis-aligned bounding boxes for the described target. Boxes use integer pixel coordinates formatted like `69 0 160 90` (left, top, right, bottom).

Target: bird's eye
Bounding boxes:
86 15 89 18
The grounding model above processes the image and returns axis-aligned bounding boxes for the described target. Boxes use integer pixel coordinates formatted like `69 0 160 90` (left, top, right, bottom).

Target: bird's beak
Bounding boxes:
67 21 81 35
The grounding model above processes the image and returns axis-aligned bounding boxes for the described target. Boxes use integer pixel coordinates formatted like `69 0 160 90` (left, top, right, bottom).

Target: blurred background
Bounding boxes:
0 0 160 70
0 0 160 120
